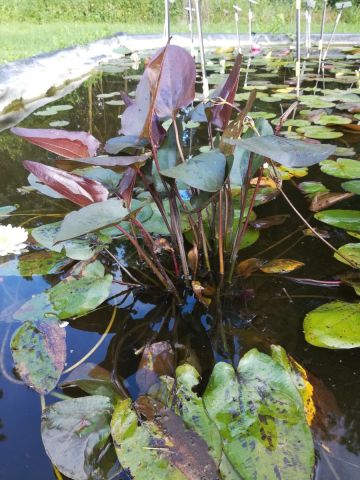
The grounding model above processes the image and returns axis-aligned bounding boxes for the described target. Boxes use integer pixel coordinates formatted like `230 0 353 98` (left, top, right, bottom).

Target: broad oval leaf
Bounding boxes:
203 348 315 480
314 209 360 232
304 301 360 349
104 135 147 154
341 180 360 194
41 396 115 480
11 127 99 159
162 151 226 192
0 205 17 220
55 198 129 243
24 161 108 206
320 158 360 179
226 135 336 168
11 319 66 394
334 243 360 268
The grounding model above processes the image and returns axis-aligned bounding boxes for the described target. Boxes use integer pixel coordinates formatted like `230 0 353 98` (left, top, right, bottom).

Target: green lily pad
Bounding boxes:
298 181 329 196
49 120 70 127
41 396 117 480
13 261 113 322
320 158 360 179
0 205 17 220
304 301 360 349
334 243 360 268
11 319 66 394
283 119 311 127
249 111 277 120
334 146 356 157
315 210 360 232
296 126 343 139
341 180 360 194
34 104 73 116
299 96 336 109
315 115 352 126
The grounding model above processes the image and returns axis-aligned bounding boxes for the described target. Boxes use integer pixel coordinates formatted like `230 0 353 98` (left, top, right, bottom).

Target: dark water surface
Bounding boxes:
1 49 360 479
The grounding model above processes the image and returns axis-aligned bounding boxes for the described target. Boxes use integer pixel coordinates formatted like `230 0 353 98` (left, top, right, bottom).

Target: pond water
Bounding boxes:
0 46 360 479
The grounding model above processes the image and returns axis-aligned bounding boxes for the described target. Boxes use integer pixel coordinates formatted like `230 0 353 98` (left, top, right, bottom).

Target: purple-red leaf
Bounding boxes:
118 167 137 207
58 154 151 168
212 54 242 129
11 127 100 159
23 160 108 206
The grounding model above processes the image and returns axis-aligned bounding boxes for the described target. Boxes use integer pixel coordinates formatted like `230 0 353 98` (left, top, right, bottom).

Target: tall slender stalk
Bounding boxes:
218 189 225 276
194 0 209 99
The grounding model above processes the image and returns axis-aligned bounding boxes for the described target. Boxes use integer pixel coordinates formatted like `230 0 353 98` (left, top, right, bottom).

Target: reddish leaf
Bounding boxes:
212 54 242 129
118 167 137 207
58 153 151 168
120 90 134 107
11 127 100 159
23 160 108 206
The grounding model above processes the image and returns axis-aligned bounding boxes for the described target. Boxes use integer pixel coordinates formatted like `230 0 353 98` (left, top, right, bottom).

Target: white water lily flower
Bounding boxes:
0 224 28 256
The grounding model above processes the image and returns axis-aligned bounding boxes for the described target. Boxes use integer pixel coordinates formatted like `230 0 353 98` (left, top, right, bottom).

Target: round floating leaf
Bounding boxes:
315 115 352 126
0 205 17 220
315 210 360 232
304 301 360 349
283 119 311 127
11 319 66 394
341 180 360 194
334 146 356 157
297 126 343 139
299 96 335 108
162 151 226 192
41 396 115 480
49 120 70 128
320 158 360 179
249 111 276 120
203 348 314 480
334 243 360 268
260 258 305 274
298 181 329 196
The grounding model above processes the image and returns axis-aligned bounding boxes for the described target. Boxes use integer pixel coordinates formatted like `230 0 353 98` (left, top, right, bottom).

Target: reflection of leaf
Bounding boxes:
315 209 360 232
304 301 360 349
136 341 175 395
41 396 118 480
11 319 66 394
260 258 305 274
203 347 314 480
11 127 99 159
0 249 71 276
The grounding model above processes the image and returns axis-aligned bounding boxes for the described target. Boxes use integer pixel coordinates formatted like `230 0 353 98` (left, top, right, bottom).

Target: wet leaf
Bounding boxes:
226 135 336 168
55 198 130 242
203 348 314 480
162 151 226 192
315 209 360 232
298 181 329 197
41 396 116 480
111 396 219 480
341 180 360 194
11 319 66 394
23 161 108 207
11 127 99 159
61 363 120 403
0 205 17 220
0 249 71 276
309 192 354 212
236 258 263 277
260 258 305 274
320 158 360 179
334 243 360 268
304 301 360 349
31 221 103 260
136 341 175 395
14 264 113 322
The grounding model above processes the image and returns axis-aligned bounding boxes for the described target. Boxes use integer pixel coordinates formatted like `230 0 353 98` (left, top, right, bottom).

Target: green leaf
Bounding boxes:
41 396 117 480
341 180 360 194
0 205 17 220
334 243 360 268
314 114 352 125
14 266 113 322
153 121 180 192
55 198 130 242
74 167 122 191
31 221 101 260
104 135 147 154
298 181 329 197
314 210 360 232
304 301 360 349
11 319 66 394
320 158 360 179
203 349 314 480
226 135 335 168
0 250 71 276
296 126 343 139
162 151 226 192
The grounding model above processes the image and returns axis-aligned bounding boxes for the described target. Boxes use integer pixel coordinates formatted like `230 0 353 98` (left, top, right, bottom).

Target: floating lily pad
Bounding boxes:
315 115 352 126
11 319 66 394
334 146 356 157
299 97 336 109
341 180 360 194
304 301 360 349
334 243 360 268
315 210 360 232
33 105 73 116
296 126 343 139
320 158 360 179
298 181 329 196
249 111 276 119
283 119 311 127
0 205 17 220
49 120 70 127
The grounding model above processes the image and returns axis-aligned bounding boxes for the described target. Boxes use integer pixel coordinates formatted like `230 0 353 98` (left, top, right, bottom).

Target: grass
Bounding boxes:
0 4 360 64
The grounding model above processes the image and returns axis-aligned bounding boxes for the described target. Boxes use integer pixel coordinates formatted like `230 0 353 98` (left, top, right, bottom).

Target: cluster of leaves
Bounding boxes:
40 344 315 480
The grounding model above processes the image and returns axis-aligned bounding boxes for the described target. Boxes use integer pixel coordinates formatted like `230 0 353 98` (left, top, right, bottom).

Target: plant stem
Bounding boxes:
172 115 185 163
169 186 190 282
218 189 224 276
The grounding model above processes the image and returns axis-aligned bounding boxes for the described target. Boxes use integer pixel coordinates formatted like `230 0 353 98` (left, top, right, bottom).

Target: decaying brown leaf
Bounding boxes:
309 192 354 212
260 258 305 274
236 258 264 278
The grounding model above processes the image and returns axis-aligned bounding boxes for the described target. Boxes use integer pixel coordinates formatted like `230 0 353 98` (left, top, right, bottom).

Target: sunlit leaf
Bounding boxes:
11 127 99 159
320 158 360 179
341 180 360 194
0 205 17 220
304 301 360 349
236 258 263 277
334 243 360 268
314 115 352 125
315 209 360 232
260 258 305 274
11 319 66 394
309 192 354 212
